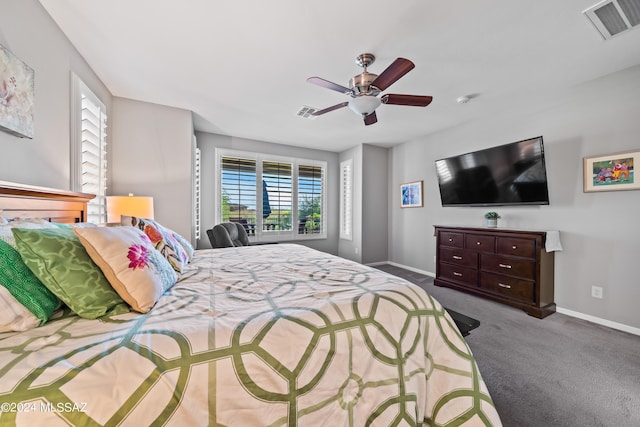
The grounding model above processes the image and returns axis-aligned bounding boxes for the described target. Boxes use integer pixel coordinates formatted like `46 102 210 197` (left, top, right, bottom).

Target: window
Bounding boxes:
298 164 324 235
193 143 201 240
262 160 293 232
340 159 353 240
216 149 326 241
221 156 257 233
71 74 108 224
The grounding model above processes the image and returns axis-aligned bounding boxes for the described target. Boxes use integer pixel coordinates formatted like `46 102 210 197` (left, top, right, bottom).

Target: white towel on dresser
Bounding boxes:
545 230 563 252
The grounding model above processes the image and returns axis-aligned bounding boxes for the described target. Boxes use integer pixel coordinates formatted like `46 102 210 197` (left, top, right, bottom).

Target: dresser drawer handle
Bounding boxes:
498 263 512 269
512 245 517 249
452 255 463 260
449 238 453 242
498 283 512 289
476 241 481 245
453 272 462 277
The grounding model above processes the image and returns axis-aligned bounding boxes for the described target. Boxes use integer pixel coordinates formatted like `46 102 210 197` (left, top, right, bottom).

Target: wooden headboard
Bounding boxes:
0 181 94 224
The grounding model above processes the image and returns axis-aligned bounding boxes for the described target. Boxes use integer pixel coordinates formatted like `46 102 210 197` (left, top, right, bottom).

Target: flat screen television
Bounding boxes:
435 136 550 206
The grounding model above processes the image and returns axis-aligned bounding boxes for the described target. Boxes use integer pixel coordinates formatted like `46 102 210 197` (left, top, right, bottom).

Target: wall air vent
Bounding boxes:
584 0 640 40
296 106 318 119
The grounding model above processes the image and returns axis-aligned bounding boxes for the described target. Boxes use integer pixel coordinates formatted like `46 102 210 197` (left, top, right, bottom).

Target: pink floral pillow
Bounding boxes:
120 216 189 273
74 226 177 313
159 224 194 262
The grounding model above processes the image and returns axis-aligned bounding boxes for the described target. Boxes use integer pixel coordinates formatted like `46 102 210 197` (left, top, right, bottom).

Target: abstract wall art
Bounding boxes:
0 44 34 138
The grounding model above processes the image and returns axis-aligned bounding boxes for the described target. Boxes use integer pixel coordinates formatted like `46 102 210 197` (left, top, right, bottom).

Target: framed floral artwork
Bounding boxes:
0 44 35 138
583 150 638 192
400 180 423 208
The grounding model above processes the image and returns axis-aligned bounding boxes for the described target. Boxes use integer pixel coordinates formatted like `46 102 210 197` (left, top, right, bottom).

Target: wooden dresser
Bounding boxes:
434 225 555 318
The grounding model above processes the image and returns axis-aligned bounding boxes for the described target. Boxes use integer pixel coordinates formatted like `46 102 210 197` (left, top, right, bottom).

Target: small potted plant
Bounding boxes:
484 211 500 228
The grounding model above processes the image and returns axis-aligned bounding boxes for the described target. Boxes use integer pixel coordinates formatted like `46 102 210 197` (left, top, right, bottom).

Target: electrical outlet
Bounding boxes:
354 247 359 254
433 255 437 263
591 286 603 299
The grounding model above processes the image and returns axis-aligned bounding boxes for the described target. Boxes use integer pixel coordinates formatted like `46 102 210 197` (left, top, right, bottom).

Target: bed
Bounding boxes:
0 181 501 426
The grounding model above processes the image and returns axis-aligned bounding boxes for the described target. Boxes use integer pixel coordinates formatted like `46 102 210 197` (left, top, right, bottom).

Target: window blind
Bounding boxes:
221 157 257 234
194 146 201 240
263 161 292 232
298 164 324 235
72 74 108 224
340 159 353 240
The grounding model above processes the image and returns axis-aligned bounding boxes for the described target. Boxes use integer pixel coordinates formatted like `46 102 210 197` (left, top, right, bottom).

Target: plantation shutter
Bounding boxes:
262 161 293 232
71 74 108 224
194 146 201 240
81 89 108 223
298 164 324 235
221 157 257 234
340 159 353 240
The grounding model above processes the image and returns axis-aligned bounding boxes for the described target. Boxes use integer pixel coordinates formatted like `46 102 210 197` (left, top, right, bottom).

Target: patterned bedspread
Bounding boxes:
0 244 501 426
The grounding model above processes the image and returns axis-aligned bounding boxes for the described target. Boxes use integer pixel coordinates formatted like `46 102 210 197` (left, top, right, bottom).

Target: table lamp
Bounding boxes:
106 194 154 224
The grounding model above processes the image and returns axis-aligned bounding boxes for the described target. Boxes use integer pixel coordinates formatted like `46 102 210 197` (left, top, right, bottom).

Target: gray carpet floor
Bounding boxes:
375 264 640 427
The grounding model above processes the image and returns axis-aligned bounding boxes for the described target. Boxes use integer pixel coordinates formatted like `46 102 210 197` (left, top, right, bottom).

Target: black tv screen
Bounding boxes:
435 136 550 206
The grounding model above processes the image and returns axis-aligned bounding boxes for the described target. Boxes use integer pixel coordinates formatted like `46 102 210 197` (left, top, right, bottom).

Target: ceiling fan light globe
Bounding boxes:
348 96 381 116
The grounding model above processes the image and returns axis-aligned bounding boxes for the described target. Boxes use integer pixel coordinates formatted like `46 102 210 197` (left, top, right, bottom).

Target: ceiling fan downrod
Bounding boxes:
351 53 380 96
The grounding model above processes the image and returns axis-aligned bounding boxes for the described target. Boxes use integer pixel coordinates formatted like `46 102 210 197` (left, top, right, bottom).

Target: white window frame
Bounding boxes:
215 148 327 242
70 73 108 224
340 159 353 240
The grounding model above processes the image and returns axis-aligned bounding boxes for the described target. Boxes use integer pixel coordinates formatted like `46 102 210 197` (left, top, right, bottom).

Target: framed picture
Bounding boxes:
0 44 35 138
400 180 423 208
583 150 638 192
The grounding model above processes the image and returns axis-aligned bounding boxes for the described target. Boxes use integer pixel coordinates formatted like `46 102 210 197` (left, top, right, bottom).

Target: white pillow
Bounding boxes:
0 286 40 332
74 226 178 313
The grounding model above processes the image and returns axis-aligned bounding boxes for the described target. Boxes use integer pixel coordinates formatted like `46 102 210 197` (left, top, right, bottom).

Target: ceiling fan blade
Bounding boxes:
307 77 352 95
382 94 433 107
370 58 415 91
363 111 377 126
312 102 349 116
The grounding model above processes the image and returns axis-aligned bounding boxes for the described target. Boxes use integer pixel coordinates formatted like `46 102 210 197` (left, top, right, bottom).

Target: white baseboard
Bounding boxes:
367 261 639 337
364 261 389 267
556 307 640 337
366 260 435 278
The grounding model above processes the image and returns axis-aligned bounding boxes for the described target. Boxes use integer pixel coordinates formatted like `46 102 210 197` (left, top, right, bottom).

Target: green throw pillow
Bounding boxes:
0 240 60 325
12 228 130 319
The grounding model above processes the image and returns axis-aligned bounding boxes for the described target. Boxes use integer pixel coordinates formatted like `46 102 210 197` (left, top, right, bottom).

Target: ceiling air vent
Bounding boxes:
584 0 640 40
296 106 318 119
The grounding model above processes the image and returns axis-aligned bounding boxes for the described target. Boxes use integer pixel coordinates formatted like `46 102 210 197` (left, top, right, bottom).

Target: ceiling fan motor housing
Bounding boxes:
350 72 380 95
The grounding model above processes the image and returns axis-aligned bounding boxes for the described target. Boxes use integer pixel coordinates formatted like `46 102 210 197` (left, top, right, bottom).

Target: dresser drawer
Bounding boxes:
480 272 534 303
440 231 464 248
439 263 478 286
439 247 478 268
497 237 536 258
480 253 535 280
465 234 495 253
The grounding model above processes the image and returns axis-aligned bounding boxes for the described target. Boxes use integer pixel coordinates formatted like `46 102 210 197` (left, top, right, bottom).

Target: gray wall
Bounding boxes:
362 145 389 264
110 97 194 240
389 65 640 330
0 0 112 189
339 144 389 264
196 132 339 255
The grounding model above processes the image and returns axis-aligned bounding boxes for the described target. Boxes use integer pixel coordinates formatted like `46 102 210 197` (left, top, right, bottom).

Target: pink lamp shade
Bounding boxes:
106 194 154 223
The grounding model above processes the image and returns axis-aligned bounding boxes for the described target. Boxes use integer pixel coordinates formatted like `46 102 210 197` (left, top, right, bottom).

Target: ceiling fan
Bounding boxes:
306 53 433 126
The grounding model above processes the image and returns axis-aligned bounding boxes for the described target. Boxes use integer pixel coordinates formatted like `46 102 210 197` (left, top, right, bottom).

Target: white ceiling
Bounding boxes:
39 0 640 152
